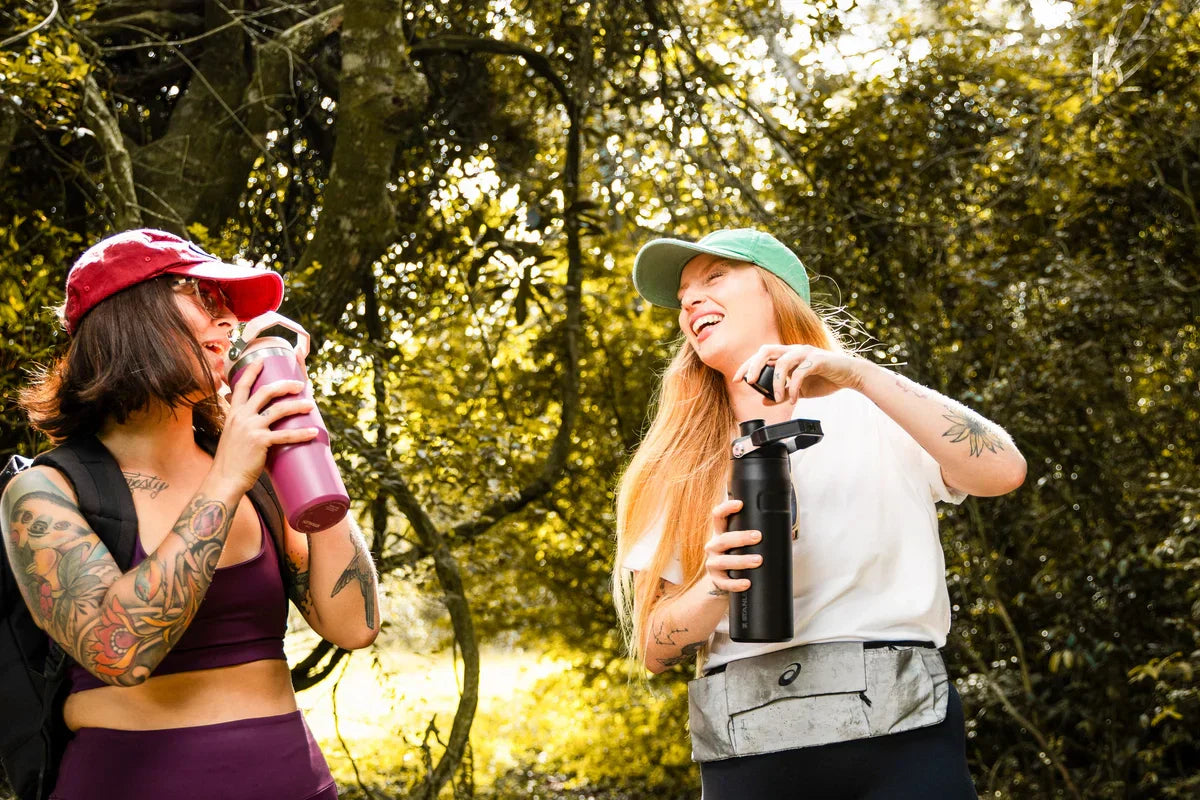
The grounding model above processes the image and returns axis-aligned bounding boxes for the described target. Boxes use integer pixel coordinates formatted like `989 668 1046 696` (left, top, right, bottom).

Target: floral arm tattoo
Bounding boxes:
940 408 1007 456
893 375 1009 457
2 472 231 686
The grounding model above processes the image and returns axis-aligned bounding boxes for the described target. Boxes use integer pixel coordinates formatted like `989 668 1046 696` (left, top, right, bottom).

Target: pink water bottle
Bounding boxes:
225 312 350 532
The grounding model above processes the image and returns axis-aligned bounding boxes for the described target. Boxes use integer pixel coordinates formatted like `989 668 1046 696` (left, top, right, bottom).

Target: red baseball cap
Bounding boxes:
63 228 285 335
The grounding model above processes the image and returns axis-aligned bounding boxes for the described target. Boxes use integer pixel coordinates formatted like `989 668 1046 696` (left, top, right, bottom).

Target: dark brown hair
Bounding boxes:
20 277 225 442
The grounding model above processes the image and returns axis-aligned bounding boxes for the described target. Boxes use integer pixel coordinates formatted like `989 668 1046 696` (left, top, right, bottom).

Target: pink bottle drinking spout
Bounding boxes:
225 312 349 533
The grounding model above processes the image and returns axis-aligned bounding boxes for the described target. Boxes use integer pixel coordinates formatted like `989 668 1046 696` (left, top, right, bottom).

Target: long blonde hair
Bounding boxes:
613 268 846 664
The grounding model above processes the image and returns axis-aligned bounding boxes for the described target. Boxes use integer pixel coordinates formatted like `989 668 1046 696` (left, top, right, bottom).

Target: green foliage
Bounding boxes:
0 3 94 134
477 669 696 799
0 4 96 455
325 651 698 800
0 213 80 455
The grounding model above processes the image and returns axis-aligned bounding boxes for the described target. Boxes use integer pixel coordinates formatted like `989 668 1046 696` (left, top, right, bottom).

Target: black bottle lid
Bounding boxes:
739 419 765 437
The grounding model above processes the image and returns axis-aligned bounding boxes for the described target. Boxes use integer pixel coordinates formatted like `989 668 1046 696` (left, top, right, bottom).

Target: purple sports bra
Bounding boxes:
69 515 288 693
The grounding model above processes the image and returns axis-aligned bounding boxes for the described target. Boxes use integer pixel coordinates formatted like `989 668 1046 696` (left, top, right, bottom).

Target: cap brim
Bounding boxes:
168 262 285 321
632 239 751 308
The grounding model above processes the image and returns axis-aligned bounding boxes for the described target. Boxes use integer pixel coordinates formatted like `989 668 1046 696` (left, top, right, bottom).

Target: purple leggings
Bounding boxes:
51 711 337 800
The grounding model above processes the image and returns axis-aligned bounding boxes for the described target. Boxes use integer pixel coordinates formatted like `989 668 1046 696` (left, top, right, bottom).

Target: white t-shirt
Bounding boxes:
623 389 966 671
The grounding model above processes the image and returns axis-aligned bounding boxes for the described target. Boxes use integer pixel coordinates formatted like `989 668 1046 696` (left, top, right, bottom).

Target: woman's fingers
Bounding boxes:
257 397 319 446
246 379 307 413
770 346 816 400
255 395 314 424
734 344 782 385
736 344 824 403
708 552 762 572
705 528 761 593
228 359 263 403
708 548 758 593
266 425 320 445
706 527 760 554
712 574 752 593
710 498 743 534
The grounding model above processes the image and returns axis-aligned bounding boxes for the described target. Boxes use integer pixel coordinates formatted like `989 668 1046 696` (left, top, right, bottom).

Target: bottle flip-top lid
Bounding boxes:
224 311 311 375
732 418 824 458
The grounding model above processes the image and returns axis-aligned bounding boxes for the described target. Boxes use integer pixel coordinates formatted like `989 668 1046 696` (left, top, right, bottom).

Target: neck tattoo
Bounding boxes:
123 471 169 499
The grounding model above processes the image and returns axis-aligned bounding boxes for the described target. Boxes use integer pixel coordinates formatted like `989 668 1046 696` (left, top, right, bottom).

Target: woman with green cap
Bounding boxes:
613 228 1026 797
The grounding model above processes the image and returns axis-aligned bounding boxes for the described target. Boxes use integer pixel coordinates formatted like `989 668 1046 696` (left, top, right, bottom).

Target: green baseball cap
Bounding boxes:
632 228 811 308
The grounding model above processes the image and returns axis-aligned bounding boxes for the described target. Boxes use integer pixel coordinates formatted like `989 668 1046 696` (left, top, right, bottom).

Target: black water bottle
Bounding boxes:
727 417 824 643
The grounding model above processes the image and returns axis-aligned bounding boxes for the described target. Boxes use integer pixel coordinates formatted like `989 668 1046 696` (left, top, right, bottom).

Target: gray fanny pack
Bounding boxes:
688 641 949 762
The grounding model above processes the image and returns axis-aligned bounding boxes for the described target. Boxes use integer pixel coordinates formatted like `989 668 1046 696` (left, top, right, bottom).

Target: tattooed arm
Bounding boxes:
855 363 1027 496
278 513 379 649
641 577 726 674
638 499 760 674
1 466 242 687
735 344 1027 497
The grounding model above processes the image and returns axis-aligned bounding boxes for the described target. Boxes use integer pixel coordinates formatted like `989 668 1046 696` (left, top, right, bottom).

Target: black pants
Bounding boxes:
700 684 977 800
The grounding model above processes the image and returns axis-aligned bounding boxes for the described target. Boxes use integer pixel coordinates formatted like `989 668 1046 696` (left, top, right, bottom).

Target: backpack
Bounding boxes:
0 435 286 800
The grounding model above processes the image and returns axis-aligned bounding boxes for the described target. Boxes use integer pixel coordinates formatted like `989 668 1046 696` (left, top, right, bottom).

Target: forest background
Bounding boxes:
1 0 1197 798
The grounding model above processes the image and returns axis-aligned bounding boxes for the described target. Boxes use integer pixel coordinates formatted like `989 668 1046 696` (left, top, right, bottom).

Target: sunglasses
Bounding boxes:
168 276 231 318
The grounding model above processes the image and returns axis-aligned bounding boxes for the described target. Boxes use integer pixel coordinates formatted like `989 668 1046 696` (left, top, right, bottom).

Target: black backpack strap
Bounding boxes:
249 473 293 598
32 436 140 571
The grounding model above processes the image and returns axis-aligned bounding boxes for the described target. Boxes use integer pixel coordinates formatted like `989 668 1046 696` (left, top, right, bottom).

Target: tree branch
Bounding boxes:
129 0 256 232
965 497 1034 698
360 214 477 799
965 646 1083 800
82 74 142 230
640 0 802 167
410 35 572 104
0 98 18 174
0 0 59 49
367 31 590 796
246 4 344 141
290 637 349 691
390 474 480 799
411 34 584 546
84 11 204 38
332 659 385 800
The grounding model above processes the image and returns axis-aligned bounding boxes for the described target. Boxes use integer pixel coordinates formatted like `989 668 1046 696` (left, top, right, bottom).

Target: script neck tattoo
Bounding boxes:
124 471 169 499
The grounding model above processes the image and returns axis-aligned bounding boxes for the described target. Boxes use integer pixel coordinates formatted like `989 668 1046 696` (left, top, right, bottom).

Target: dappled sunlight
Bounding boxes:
290 640 573 790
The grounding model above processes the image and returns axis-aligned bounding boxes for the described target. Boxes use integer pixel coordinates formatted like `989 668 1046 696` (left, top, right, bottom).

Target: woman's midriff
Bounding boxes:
63 659 297 731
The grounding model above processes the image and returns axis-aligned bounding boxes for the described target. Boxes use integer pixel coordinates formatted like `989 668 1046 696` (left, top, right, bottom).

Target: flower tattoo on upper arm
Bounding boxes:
941 408 1006 457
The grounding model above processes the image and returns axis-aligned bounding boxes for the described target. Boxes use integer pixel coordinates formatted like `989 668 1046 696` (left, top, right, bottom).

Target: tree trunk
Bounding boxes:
0 99 17 174
131 0 254 233
295 0 429 328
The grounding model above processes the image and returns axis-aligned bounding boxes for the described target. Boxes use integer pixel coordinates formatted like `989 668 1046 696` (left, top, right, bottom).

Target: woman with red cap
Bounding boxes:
2 229 379 799
614 229 1026 798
